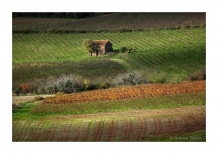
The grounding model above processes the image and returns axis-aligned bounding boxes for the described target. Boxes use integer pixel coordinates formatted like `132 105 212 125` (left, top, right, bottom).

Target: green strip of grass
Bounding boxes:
12 101 40 121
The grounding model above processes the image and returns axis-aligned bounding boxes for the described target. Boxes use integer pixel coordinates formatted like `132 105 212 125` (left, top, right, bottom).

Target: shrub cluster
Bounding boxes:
49 80 84 94
13 83 33 95
13 74 112 95
119 46 132 53
189 71 206 81
33 96 44 101
34 74 86 94
184 70 206 81
98 83 110 89
113 72 148 86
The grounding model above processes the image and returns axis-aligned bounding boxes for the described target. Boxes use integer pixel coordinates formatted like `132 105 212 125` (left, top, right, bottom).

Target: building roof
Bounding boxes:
93 40 111 45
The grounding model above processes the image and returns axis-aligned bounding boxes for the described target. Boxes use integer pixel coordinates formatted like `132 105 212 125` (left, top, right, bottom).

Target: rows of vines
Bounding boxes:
42 80 205 104
12 28 206 86
12 28 205 62
13 107 206 141
31 93 205 115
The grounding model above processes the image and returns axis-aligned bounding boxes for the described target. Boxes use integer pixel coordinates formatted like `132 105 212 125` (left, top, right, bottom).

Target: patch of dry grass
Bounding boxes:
12 95 54 106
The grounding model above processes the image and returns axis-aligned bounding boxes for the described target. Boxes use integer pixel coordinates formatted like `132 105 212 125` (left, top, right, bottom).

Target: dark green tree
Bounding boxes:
82 39 94 56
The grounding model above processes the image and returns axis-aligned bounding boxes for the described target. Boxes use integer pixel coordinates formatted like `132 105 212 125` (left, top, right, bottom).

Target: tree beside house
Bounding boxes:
82 39 112 56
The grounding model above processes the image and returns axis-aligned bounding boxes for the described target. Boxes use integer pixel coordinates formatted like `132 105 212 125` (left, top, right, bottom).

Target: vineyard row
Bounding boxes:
12 28 206 62
43 80 206 104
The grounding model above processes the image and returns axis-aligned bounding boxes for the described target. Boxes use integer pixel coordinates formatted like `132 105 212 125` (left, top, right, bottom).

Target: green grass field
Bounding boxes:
12 27 206 86
12 28 206 63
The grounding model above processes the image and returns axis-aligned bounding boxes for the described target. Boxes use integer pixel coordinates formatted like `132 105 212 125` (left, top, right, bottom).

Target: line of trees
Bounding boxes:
12 12 95 19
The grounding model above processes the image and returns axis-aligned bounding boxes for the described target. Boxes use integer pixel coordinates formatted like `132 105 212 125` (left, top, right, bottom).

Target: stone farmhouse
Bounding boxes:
91 40 112 56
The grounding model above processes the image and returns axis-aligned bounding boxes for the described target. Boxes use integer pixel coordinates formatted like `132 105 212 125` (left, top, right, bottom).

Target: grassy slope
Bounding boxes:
12 28 206 84
12 60 127 84
12 28 206 62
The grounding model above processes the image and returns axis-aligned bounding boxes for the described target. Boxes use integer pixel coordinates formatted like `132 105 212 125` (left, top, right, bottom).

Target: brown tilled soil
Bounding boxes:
13 13 206 31
12 105 205 141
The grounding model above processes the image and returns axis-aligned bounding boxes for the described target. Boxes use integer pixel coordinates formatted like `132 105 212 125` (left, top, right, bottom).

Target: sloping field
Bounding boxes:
12 105 206 141
12 13 206 85
12 27 206 85
12 13 206 32
12 28 206 63
12 60 127 84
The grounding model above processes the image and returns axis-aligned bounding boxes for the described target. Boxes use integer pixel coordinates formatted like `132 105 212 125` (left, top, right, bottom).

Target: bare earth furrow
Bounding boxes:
15 121 29 142
106 120 118 141
120 119 129 141
126 118 134 141
69 123 81 141
26 121 42 141
57 123 69 142
13 106 206 141
93 121 104 141
128 118 141 141
44 122 56 141
77 122 89 141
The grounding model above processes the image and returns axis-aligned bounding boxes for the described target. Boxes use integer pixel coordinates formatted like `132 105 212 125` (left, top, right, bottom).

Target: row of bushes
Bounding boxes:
35 81 111 95
13 82 111 96
13 69 206 96
13 74 113 95
184 70 206 81
13 72 148 95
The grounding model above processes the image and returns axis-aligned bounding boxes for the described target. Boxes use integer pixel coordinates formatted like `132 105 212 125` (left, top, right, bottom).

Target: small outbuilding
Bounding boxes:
92 40 112 56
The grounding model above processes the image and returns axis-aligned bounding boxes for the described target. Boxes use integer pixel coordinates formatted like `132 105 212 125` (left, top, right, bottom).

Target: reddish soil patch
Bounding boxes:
13 105 205 141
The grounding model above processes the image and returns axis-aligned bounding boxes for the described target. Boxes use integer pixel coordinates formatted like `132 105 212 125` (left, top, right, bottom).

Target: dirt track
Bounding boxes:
50 105 205 120
12 95 54 105
12 105 205 141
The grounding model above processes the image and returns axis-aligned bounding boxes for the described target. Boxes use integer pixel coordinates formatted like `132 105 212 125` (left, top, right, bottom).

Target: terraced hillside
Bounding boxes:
12 13 206 142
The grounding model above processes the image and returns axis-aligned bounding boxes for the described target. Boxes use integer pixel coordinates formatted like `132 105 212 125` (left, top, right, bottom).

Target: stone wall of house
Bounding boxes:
92 41 112 56
105 42 112 52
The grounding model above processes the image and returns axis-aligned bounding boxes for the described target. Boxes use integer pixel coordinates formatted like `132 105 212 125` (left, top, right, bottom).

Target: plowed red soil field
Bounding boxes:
12 105 205 141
